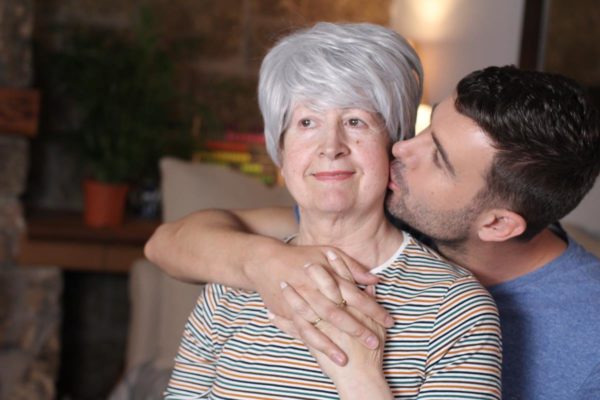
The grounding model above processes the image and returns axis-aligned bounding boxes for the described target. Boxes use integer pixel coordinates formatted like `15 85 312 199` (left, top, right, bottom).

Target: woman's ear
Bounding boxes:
278 166 285 182
477 209 526 242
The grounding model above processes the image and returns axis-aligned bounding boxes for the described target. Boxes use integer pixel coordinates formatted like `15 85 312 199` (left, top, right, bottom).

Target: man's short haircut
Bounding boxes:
456 65 600 240
258 22 423 166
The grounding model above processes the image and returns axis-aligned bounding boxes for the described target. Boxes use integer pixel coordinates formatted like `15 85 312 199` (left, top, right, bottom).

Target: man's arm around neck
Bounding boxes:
144 207 298 288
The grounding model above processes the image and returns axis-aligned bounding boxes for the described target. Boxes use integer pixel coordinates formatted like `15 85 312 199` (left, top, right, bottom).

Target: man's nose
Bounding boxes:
391 137 419 169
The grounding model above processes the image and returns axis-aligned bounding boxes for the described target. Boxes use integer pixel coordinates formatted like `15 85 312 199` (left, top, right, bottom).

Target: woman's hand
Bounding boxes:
254 246 393 366
272 284 393 400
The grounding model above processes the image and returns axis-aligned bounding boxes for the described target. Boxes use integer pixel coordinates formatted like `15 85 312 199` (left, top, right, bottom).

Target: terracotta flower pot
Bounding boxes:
83 179 129 227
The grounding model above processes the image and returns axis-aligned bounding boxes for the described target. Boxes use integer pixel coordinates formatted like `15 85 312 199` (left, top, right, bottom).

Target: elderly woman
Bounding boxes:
164 23 501 399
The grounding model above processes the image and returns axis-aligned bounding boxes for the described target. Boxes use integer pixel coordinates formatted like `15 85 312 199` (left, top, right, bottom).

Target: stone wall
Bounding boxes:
0 1 62 399
0 0 33 264
0 268 62 400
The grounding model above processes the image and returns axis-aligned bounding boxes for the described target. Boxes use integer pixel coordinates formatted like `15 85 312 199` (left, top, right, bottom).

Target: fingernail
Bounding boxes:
326 250 337 261
303 263 312 269
332 352 346 366
384 315 395 327
266 311 275 320
280 281 288 289
366 335 379 349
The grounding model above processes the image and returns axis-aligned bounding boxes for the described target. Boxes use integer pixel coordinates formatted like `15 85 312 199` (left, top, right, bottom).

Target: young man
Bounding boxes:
145 66 600 399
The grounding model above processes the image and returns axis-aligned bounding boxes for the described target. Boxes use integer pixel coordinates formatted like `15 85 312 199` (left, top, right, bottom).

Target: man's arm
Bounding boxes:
145 207 297 286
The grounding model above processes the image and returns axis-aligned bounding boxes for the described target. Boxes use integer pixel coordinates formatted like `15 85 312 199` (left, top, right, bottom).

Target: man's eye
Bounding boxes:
432 148 442 168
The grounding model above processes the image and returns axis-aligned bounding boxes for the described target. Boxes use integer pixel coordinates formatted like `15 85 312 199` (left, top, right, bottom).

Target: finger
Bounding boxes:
280 281 320 323
338 254 379 286
325 250 354 282
338 279 394 328
292 313 348 367
365 284 376 297
304 263 344 304
280 282 348 366
267 310 300 339
301 282 381 350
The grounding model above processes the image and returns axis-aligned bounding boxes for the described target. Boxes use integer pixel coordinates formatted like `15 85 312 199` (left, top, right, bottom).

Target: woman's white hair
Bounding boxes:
259 22 423 166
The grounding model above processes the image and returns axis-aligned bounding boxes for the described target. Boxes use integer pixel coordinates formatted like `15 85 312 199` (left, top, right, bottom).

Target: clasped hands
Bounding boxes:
257 245 394 368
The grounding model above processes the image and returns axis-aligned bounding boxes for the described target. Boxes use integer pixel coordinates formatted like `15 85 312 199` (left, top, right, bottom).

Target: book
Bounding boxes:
204 140 251 152
224 131 265 144
194 151 252 164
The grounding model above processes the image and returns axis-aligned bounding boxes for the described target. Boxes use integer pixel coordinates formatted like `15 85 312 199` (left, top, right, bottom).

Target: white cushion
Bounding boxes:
159 157 294 222
151 157 294 368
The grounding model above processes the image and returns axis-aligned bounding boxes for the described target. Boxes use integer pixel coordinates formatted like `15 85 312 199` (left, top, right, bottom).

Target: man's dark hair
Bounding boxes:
455 65 600 240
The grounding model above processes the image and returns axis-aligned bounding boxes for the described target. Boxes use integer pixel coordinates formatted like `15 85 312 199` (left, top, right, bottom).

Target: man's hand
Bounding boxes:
252 245 393 366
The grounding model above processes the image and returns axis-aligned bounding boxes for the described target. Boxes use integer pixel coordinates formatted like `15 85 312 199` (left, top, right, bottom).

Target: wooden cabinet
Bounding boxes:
18 210 159 273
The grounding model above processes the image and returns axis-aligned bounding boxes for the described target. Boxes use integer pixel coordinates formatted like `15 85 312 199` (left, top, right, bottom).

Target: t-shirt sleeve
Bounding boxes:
164 284 223 399
418 276 502 400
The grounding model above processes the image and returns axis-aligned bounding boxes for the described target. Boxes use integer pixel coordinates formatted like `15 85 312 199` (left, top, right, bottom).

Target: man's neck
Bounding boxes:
437 228 568 287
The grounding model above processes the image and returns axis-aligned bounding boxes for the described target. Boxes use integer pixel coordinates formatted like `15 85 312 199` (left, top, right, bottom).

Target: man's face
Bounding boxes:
386 95 496 248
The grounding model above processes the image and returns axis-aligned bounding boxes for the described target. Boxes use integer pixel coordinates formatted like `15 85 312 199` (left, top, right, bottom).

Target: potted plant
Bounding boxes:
51 11 184 227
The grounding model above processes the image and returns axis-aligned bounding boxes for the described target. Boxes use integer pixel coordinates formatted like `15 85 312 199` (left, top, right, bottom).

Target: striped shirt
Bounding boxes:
165 233 502 399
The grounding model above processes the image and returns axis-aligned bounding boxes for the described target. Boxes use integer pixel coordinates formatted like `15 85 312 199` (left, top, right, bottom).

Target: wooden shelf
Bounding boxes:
17 210 160 273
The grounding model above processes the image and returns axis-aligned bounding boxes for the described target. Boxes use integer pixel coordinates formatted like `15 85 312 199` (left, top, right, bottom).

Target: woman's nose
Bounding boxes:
320 124 349 160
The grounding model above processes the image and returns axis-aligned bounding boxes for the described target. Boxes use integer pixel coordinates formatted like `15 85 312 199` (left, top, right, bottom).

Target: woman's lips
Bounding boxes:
312 170 355 181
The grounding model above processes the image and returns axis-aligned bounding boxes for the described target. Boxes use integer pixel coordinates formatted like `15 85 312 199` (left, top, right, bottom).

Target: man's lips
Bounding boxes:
388 178 398 190
311 170 355 181
388 161 403 190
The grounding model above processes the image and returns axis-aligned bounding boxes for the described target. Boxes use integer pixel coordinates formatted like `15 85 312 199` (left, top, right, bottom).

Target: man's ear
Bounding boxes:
477 209 526 242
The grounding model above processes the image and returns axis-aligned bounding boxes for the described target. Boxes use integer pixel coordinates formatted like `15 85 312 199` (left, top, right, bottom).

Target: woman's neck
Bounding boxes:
294 209 404 269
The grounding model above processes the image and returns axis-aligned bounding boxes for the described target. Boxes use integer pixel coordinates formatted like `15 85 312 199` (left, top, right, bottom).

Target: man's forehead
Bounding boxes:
433 96 496 168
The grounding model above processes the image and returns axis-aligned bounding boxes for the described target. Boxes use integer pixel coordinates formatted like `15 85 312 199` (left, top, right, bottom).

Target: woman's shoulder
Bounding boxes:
203 283 259 304
385 234 474 280
380 234 495 306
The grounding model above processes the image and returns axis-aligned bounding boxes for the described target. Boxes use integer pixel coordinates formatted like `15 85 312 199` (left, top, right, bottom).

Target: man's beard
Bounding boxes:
387 161 484 252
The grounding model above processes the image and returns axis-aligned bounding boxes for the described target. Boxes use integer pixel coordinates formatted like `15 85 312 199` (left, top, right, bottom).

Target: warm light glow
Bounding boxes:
415 103 433 135
414 0 449 25
390 0 455 42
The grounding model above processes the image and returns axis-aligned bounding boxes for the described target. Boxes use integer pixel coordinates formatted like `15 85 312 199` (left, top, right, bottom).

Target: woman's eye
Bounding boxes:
300 119 314 128
347 118 365 128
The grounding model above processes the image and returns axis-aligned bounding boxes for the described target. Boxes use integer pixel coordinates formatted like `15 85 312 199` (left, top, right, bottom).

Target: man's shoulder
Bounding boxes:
557 223 600 260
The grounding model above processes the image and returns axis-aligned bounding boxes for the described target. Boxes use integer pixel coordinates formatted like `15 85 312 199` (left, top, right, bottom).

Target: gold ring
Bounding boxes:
337 299 347 308
311 317 322 326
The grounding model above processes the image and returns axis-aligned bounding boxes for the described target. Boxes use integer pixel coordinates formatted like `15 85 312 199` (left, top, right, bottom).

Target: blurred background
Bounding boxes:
0 0 598 399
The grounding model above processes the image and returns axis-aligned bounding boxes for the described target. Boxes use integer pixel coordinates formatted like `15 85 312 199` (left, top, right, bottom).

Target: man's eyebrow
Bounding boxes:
431 131 456 176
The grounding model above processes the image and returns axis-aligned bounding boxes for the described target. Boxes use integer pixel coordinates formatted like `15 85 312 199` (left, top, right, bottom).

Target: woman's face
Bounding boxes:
280 104 391 216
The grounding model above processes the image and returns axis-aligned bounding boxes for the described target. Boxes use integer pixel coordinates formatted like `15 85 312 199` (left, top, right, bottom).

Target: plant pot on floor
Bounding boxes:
83 179 129 227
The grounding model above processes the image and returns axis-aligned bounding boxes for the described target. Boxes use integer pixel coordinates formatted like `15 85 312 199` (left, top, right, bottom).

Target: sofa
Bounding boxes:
110 157 600 399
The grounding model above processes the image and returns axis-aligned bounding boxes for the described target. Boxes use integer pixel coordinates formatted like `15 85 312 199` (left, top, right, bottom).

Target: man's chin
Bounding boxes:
384 206 424 237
